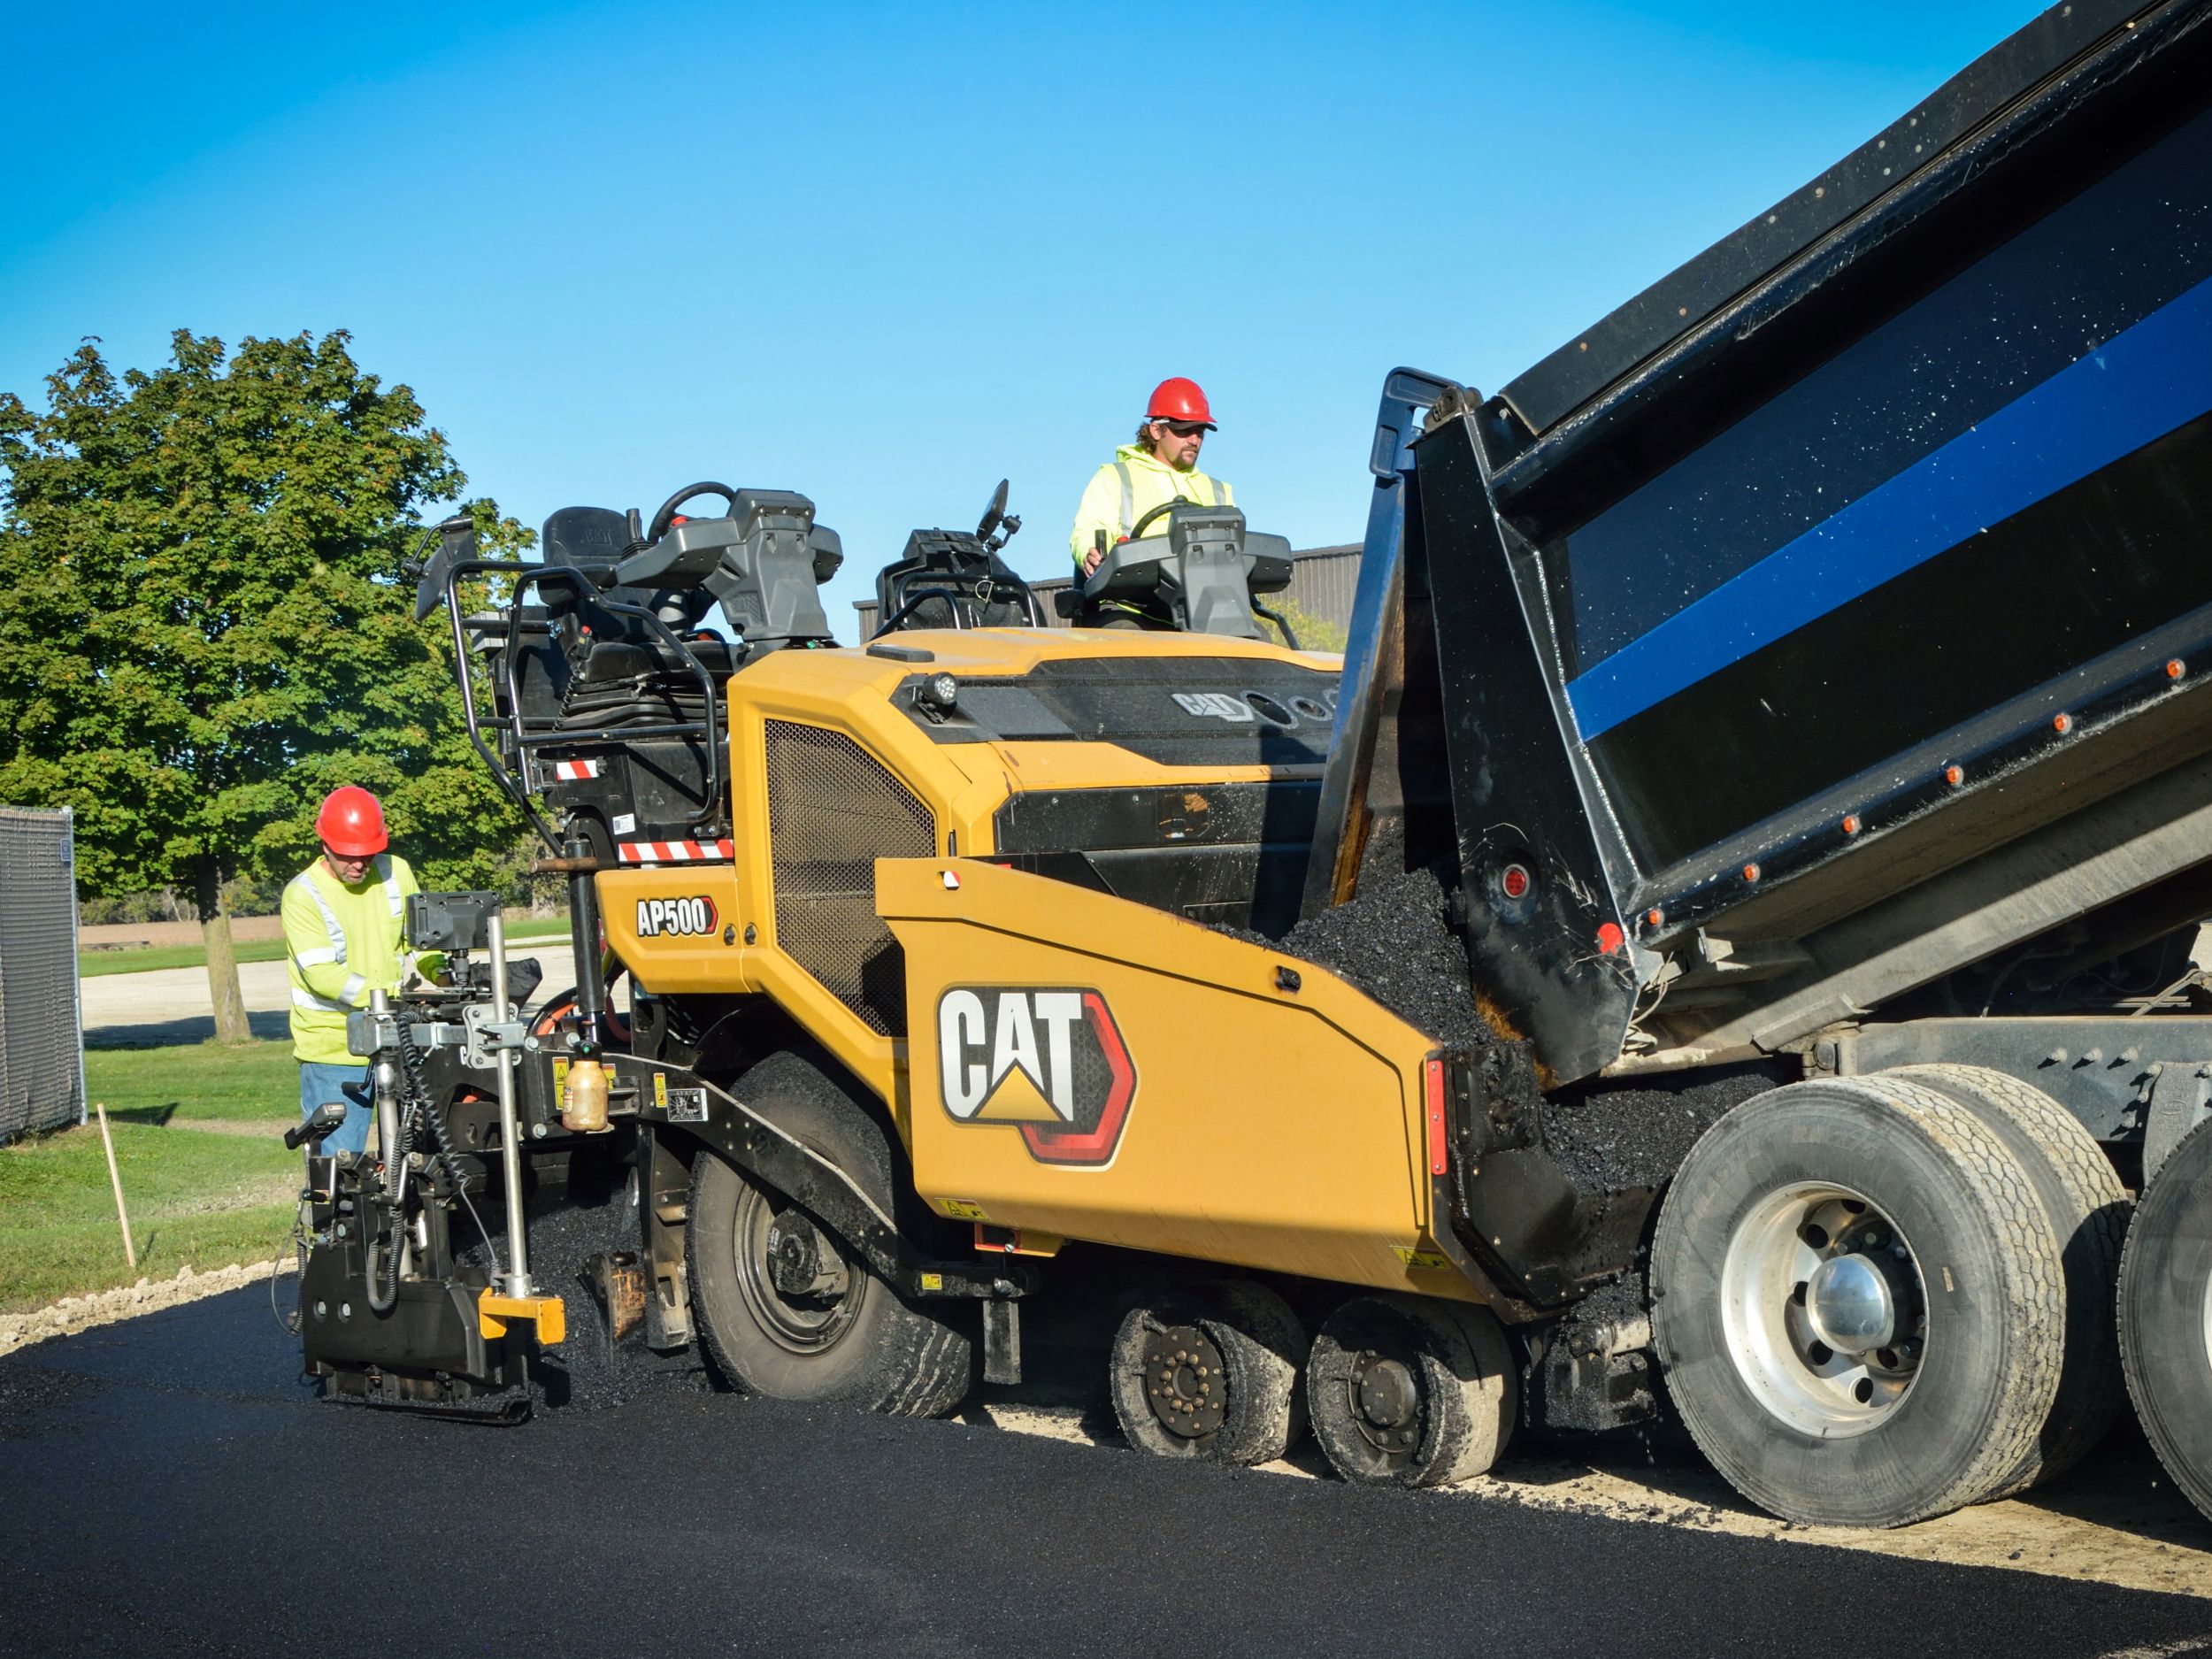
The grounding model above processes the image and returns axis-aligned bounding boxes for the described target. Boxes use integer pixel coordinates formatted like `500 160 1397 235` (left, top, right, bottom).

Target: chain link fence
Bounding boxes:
0 807 84 1144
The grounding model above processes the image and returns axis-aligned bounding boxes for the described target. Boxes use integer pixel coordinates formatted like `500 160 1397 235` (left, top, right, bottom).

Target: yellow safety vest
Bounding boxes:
1068 443 1235 565
281 853 420 1064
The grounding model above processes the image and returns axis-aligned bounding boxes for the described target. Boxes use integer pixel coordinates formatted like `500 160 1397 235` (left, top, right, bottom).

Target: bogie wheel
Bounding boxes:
2119 1116 2212 1524
687 1050 972 1417
1888 1063 2129 1492
1306 1294 1516 1489
1650 1075 2064 1527
1109 1280 1309 1465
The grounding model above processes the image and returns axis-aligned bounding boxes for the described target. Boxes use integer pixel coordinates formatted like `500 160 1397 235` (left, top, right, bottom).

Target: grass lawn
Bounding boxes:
78 915 574 978
0 1041 305 1311
78 937 291 978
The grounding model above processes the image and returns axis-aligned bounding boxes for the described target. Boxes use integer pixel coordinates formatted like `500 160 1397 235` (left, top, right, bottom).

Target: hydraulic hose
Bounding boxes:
365 1124 409 1318
365 1089 414 1314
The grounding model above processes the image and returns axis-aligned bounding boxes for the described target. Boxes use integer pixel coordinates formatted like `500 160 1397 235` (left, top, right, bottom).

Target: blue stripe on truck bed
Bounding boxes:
1564 270 2212 742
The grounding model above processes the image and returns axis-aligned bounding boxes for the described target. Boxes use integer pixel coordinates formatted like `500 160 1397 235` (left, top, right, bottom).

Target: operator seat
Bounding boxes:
874 528 1038 634
539 504 730 688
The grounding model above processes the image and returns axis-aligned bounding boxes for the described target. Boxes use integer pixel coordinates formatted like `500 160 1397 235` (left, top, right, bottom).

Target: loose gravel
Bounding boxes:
1 1260 293 1359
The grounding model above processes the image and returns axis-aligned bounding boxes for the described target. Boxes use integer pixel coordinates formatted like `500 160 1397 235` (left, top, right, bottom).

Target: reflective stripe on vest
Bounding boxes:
294 975 367 1014
375 855 403 918
292 872 348 965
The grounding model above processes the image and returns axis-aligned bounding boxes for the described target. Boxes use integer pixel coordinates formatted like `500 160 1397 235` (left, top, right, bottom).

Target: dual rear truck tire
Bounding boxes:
1648 1070 2108 1528
2119 1114 2212 1525
681 1052 2203 1528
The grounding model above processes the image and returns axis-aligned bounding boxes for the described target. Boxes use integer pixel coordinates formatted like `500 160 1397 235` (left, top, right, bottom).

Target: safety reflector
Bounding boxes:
617 840 734 864
1424 1057 1448 1177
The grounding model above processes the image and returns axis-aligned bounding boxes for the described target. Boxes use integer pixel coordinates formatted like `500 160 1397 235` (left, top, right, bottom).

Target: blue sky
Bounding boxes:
2 1 2046 632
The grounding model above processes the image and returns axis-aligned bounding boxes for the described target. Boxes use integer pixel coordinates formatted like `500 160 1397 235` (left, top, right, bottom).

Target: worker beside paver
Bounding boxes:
282 786 430 1156
1068 378 1235 625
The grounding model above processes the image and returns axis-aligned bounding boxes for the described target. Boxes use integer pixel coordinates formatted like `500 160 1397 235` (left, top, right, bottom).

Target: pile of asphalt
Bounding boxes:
461 1188 712 1411
1253 864 1491 1054
1535 1064 1782 1194
1225 840 1781 1203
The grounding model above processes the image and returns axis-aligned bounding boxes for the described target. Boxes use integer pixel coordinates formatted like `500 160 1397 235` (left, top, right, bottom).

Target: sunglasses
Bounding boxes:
1161 420 1210 438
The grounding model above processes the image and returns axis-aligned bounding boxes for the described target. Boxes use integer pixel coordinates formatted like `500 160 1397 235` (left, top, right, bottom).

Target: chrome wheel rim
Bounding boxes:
2201 1247 2212 1380
1719 1183 1926 1439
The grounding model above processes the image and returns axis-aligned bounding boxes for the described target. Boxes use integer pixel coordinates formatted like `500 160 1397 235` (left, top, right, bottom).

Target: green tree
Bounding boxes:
1266 596 1348 655
0 329 531 1041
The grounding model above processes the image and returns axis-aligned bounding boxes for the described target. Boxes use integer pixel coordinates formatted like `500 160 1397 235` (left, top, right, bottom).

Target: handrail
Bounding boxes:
434 558 727 853
870 567 1047 640
871 586 970 638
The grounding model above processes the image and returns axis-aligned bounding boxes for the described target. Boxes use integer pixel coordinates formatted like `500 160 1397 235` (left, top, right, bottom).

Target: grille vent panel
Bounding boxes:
764 720 935 1035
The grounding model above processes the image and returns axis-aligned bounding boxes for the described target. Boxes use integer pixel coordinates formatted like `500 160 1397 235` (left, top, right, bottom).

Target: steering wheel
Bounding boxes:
646 481 738 544
1127 500 1184 541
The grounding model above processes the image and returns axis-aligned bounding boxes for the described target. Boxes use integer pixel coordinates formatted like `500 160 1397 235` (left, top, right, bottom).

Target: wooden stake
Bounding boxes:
94 1102 136 1271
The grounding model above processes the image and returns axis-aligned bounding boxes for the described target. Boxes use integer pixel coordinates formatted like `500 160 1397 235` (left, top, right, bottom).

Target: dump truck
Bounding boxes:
291 0 2212 1531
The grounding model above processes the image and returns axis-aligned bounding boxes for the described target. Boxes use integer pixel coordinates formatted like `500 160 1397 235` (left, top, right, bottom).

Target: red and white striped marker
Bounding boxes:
618 839 735 864
550 758 601 781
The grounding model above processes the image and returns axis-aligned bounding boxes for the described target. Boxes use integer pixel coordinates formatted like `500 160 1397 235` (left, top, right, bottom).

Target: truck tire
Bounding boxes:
1306 1294 1516 1488
1108 1280 1309 1465
2118 1116 2212 1524
1649 1075 2063 1527
1888 1063 2129 1492
687 1050 972 1417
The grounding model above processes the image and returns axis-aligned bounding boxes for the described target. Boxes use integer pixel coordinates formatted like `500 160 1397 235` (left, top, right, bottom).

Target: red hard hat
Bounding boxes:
316 786 388 857
1145 377 1216 429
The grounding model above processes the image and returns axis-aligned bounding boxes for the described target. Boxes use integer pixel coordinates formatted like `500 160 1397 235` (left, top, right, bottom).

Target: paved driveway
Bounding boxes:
81 944 582 1048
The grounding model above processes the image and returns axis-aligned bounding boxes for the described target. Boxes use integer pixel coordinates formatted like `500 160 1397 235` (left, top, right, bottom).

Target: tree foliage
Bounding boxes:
0 328 534 904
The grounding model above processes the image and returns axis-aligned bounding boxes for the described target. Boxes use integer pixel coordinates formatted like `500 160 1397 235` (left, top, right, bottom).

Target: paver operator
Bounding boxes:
283 786 433 1156
1069 378 1235 619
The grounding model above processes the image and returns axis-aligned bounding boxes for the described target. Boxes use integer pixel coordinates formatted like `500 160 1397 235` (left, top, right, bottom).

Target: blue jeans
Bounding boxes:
299 1062 372 1157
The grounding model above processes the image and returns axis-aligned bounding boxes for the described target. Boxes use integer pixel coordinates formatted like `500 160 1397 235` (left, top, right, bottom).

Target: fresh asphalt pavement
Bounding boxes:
3 1287 2210 1659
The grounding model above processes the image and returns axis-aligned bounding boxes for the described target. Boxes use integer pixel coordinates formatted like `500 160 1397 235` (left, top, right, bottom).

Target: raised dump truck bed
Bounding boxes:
1327 0 2212 1097
1302 0 2212 1527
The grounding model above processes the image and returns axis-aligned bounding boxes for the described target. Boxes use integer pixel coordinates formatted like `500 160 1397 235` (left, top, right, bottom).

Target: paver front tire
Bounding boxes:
1890 1064 2129 1492
687 1051 972 1417
1650 1076 2064 1528
1109 1279 1309 1465
2119 1117 2212 1525
1306 1294 1516 1489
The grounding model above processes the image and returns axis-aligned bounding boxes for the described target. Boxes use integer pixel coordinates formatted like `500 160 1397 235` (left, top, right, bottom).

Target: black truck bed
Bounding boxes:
1374 0 2212 1084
